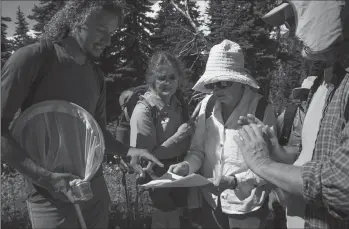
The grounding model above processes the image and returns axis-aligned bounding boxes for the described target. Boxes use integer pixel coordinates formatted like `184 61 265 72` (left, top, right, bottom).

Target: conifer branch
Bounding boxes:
168 0 198 34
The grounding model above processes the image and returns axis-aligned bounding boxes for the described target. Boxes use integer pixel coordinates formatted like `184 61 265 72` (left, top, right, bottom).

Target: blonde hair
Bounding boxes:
145 51 186 89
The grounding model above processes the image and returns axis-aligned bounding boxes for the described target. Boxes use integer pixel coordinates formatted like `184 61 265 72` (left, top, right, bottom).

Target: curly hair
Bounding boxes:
145 51 186 89
41 0 125 41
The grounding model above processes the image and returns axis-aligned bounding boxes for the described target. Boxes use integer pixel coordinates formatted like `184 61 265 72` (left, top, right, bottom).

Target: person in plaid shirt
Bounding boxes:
235 1 349 228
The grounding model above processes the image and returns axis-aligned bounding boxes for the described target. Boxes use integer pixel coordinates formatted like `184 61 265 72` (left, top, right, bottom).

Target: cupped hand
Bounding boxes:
176 123 195 139
127 148 163 178
135 161 157 185
264 125 286 158
238 114 265 128
176 100 201 139
238 114 277 142
47 172 82 204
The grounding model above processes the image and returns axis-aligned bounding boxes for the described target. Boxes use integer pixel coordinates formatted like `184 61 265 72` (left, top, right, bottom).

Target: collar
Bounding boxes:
142 88 181 112
61 36 88 65
213 86 256 119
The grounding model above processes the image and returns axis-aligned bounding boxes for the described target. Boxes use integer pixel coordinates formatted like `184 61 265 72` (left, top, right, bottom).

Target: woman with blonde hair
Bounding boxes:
130 52 195 228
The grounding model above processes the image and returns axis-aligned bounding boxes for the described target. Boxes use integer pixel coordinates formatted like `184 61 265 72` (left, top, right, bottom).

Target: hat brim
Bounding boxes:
262 2 294 26
292 88 310 100
192 70 259 93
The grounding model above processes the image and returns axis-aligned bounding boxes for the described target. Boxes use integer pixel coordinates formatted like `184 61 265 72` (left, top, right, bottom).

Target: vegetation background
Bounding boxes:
1 0 311 228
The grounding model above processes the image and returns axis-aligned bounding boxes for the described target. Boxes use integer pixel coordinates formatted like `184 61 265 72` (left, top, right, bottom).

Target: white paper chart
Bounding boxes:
141 172 212 188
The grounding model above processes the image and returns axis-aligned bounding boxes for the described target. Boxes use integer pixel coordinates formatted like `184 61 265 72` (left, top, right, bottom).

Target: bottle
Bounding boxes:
72 180 93 201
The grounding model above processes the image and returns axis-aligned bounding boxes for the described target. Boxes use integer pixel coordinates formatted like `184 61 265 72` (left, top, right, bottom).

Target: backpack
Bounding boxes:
204 95 269 122
21 39 56 111
278 103 299 146
115 85 189 146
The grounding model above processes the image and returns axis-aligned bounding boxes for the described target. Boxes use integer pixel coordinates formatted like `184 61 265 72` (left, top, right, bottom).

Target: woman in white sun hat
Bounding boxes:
169 40 277 229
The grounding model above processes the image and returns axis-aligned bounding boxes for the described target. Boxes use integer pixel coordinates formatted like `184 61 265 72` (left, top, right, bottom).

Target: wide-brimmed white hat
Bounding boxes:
192 40 259 93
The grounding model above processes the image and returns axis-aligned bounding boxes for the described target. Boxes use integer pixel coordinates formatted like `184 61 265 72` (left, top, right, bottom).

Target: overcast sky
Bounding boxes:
1 0 209 37
2 1 37 36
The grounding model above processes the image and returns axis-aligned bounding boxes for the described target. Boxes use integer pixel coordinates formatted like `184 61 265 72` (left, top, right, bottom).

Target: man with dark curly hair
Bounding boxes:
1 1 162 228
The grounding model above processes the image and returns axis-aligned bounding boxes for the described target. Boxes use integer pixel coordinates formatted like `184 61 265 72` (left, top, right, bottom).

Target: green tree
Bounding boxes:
101 0 154 80
1 16 13 66
13 6 34 49
100 0 156 122
206 0 279 99
205 0 224 47
152 0 205 86
269 36 309 113
28 0 66 36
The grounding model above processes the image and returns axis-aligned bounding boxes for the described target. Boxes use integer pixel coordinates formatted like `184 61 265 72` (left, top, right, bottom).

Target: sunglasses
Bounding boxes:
204 81 234 90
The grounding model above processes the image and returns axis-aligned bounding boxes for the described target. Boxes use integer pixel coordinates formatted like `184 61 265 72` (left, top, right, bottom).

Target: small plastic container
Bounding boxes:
72 180 93 201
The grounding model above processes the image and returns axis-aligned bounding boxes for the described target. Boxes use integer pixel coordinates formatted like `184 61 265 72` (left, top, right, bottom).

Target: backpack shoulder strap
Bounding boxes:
205 96 216 121
21 39 55 111
138 97 158 126
255 97 268 121
175 90 190 122
345 98 349 123
279 103 299 146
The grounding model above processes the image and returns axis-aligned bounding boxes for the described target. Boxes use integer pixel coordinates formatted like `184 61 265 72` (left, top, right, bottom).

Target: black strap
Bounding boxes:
138 98 158 128
345 99 349 123
279 103 298 146
175 89 190 122
255 97 268 121
205 95 216 120
21 39 55 111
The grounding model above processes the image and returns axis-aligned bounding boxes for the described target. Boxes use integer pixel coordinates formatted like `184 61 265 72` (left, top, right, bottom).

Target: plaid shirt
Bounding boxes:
302 69 349 229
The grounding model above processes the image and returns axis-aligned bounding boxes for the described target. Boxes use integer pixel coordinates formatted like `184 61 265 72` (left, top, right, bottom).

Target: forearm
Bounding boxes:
184 150 204 174
257 160 303 197
271 145 298 164
281 146 300 163
152 134 190 159
1 134 53 189
101 127 130 157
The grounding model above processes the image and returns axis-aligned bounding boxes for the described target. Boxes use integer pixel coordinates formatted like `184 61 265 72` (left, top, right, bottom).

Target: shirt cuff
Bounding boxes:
302 160 323 203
